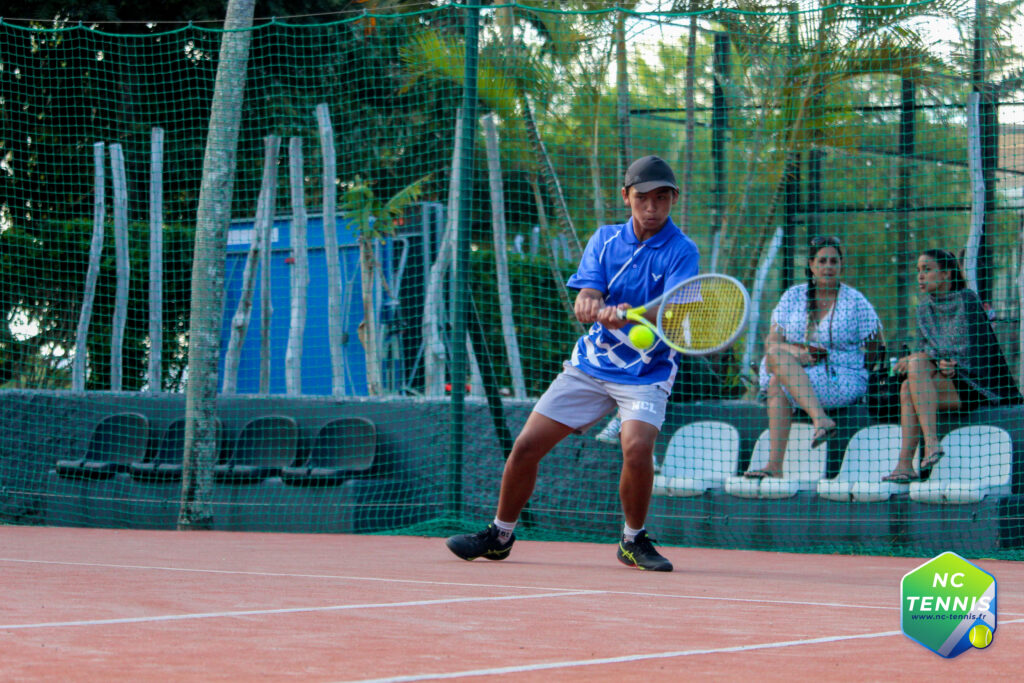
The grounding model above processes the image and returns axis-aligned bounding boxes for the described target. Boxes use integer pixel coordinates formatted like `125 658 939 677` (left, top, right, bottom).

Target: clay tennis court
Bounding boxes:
2 526 1021 680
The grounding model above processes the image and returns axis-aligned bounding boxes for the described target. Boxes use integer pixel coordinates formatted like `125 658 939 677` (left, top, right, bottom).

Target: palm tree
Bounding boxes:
341 175 429 396
714 0 958 282
178 0 257 530
401 6 587 260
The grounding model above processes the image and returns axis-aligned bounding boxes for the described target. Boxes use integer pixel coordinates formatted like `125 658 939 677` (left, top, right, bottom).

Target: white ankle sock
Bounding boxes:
623 523 644 543
493 518 516 544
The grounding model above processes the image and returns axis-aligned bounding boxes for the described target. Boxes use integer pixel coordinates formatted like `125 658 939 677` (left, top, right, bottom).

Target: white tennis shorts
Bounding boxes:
532 363 670 433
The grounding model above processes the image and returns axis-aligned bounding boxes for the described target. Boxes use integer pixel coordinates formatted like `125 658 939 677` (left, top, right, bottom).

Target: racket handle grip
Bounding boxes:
616 309 627 320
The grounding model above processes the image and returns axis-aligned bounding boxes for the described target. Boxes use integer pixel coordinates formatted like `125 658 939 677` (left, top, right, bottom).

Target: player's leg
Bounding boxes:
618 418 658 530
446 366 614 562
609 383 672 571
496 412 575 523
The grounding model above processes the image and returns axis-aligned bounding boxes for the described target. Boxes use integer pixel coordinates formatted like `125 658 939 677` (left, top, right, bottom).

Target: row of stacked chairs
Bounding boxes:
53 412 377 486
653 421 1012 504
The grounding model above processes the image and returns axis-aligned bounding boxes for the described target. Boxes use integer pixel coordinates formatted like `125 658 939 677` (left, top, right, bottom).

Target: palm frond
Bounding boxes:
382 174 431 218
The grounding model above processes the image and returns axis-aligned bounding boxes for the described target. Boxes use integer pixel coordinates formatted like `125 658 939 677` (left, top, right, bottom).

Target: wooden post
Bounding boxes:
222 135 280 393
109 143 130 391
285 136 309 395
315 103 348 396
423 114 461 398
72 142 106 392
148 127 165 391
481 113 526 399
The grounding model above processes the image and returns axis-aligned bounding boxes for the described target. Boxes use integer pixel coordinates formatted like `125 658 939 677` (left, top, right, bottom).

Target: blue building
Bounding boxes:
219 203 444 395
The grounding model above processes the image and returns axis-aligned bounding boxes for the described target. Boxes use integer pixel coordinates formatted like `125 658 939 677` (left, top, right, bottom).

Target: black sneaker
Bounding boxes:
616 530 673 571
446 524 515 561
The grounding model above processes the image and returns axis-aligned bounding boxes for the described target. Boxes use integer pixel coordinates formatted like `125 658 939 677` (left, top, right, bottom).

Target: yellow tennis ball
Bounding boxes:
629 325 655 349
968 624 993 649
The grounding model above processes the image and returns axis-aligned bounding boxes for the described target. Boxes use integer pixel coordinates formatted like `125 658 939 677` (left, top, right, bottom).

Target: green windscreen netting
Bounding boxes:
1 1 1023 558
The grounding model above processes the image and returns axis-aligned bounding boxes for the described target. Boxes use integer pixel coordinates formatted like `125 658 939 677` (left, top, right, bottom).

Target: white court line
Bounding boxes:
345 618 1024 683
0 590 600 631
0 557 916 614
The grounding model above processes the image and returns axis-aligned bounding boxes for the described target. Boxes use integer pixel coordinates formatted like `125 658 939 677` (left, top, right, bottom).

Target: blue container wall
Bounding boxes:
220 215 383 395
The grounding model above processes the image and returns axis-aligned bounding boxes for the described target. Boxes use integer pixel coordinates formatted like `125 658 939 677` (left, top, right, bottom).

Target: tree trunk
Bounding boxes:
358 236 383 396
178 0 257 530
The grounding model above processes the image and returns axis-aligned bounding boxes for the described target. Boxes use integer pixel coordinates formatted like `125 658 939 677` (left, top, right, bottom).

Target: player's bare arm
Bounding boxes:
574 288 606 324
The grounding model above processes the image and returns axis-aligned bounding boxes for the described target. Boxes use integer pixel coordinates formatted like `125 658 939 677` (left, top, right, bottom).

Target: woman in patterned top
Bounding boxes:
882 249 1021 483
744 236 881 479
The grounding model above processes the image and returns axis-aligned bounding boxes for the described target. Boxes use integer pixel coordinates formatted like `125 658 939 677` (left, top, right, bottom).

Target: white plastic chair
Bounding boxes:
910 425 1013 504
653 421 741 497
817 425 919 502
725 423 827 499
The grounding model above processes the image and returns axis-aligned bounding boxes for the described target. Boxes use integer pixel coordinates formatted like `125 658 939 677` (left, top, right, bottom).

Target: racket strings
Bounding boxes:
661 280 746 351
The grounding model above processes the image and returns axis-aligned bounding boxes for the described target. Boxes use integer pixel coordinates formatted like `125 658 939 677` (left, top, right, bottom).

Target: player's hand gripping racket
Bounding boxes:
617 273 750 355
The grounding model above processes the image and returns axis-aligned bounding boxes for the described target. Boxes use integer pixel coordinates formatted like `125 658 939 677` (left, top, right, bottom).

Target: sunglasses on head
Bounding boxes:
810 235 841 248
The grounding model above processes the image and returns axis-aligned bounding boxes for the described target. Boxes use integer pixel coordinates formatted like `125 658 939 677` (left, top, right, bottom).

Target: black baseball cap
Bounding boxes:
623 155 678 193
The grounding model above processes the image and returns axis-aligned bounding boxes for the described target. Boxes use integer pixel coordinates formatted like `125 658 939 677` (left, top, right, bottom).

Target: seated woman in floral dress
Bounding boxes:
745 236 881 479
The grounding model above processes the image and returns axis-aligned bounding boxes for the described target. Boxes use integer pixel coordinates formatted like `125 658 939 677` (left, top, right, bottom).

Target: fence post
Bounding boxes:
710 32 729 272
973 0 997 305
148 127 165 392
897 78 916 344
448 0 480 520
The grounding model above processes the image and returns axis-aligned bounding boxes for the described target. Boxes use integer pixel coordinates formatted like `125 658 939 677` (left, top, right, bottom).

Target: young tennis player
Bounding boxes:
446 155 699 571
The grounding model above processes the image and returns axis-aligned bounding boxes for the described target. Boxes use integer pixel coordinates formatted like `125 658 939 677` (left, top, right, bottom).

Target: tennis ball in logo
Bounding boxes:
629 325 654 349
969 624 993 648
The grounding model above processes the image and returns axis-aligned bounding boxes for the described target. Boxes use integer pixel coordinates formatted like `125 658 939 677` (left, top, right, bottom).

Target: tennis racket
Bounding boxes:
617 273 750 356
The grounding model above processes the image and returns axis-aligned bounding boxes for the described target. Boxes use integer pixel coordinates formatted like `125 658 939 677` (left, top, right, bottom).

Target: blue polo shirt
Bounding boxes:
566 217 699 388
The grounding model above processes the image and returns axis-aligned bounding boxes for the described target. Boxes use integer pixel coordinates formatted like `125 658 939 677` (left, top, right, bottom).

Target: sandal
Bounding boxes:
811 423 838 449
743 468 781 479
921 448 946 470
881 472 920 484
